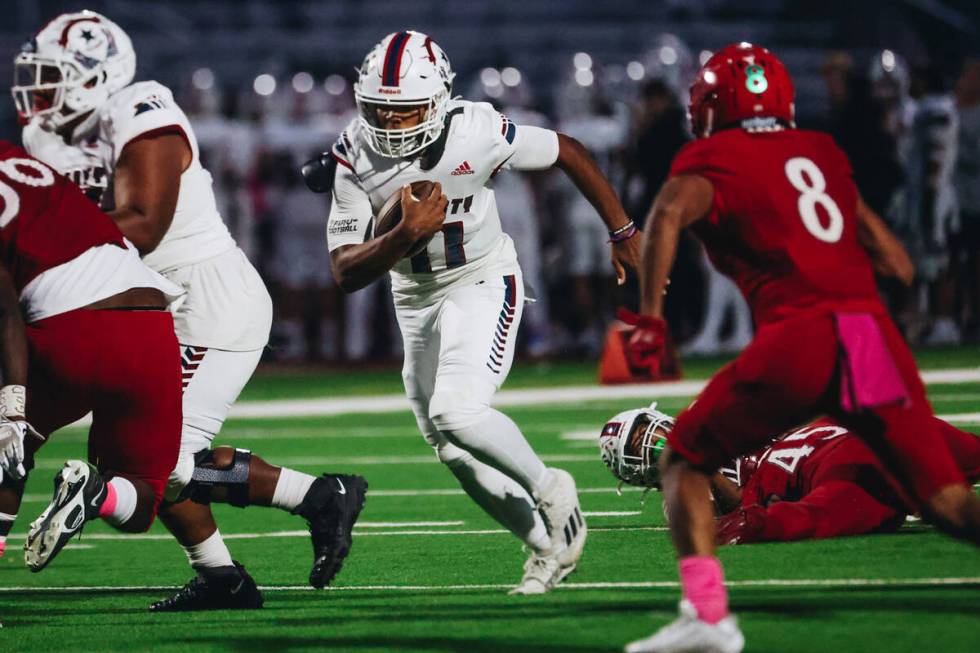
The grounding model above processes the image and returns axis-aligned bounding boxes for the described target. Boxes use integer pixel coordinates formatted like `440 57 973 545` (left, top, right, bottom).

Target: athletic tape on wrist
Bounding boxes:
0 385 26 419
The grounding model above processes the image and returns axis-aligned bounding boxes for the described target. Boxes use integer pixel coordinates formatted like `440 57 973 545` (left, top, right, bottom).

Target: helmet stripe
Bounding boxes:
58 16 101 46
382 32 411 87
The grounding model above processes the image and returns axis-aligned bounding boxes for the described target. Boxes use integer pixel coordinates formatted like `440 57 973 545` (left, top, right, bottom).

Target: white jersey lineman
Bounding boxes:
23 80 273 494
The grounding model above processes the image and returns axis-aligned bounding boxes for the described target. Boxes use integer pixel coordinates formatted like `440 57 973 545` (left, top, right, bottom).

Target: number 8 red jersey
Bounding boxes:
669 129 880 326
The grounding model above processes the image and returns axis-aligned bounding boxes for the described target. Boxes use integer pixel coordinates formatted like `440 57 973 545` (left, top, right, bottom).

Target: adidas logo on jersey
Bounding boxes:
451 161 475 176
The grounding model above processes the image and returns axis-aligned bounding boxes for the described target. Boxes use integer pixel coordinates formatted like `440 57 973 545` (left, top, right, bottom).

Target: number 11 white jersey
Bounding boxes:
326 99 559 306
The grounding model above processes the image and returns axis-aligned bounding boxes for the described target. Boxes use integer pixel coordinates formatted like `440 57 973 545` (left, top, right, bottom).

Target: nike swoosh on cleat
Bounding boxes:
336 478 346 495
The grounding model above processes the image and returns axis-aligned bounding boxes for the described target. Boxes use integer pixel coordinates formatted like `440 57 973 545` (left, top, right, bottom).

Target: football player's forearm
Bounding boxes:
0 266 28 387
555 133 631 231
710 473 742 514
856 198 914 285
330 229 416 293
639 208 680 317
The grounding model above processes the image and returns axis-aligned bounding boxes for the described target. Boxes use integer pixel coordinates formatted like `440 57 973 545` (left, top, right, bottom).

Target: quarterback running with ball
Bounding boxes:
313 31 640 593
8 11 366 609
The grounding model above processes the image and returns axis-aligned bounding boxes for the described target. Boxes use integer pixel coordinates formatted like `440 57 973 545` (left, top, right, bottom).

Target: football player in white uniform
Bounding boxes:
9 11 367 609
317 31 641 594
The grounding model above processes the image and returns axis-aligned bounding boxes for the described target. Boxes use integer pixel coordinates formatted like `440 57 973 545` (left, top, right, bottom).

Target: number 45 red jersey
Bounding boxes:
669 129 880 326
0 140 125 292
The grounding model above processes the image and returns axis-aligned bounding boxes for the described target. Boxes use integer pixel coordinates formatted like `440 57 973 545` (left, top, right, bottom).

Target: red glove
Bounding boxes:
715 505 768 545
617 308 668 376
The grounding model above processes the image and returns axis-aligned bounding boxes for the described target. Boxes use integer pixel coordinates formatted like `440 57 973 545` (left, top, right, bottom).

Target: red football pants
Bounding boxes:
25 308 182 511
668 309 964 506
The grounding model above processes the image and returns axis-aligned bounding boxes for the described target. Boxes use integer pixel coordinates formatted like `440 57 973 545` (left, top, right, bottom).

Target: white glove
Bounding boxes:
0 419 30 483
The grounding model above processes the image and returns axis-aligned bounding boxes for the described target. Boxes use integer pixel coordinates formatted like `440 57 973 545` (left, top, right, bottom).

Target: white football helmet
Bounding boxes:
12 11 135 131
598 403 674 488
354 31 455 158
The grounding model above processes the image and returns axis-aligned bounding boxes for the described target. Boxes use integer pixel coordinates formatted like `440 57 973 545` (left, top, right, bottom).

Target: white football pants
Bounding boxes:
164 346 263 501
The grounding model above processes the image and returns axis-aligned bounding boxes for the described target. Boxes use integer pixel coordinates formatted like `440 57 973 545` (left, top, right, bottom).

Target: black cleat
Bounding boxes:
293 474 367 588
149 561 263 612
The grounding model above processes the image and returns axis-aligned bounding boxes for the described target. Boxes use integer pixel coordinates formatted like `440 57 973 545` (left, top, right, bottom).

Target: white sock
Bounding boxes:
101 477 137 527
445 451 552 554
185 529 235 570
443 408 550 497
271 468 317 511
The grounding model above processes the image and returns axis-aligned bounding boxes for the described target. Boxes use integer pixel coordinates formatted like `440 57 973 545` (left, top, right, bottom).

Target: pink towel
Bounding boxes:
835 313 909 413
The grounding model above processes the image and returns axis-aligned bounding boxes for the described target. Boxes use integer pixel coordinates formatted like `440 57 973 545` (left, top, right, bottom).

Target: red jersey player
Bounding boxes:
716 417 980 544
620 43 980 653
0 140 182 571
599 405 980 544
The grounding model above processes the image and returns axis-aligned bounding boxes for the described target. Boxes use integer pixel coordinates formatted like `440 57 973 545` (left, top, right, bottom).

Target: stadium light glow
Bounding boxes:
480 67 502 87
292 72 314 94
881 49 896 72
573 52 592 71
627 61 645 81
191 67 214 91
574 68 594 86
253 73 276 96
659 46 678 66
324 74 347 95
501 67 522 87
699 50 713 65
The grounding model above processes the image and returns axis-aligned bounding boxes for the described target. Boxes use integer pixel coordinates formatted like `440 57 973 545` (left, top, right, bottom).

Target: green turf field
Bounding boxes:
2 350 980 652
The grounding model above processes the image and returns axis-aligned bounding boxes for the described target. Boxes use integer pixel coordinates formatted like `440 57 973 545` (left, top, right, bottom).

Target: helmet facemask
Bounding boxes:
11 12 136 133
354 31 455 159
12 51 103 129
599 405 674 489
356 88 449 158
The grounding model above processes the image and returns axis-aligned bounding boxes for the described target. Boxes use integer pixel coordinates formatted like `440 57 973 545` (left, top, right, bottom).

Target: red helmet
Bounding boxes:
688 42 795 138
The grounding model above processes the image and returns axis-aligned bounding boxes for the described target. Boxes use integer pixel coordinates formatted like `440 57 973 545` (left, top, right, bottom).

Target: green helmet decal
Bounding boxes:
745 64 768 94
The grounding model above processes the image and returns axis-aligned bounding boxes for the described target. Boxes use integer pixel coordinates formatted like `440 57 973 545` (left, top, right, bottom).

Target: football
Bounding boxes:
373 180 436 257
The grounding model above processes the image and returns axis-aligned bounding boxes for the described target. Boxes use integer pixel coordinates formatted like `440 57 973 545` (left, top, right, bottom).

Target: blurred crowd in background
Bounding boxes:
3 1 980 365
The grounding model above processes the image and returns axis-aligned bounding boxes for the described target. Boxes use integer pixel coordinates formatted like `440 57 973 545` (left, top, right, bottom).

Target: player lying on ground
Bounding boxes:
8 11 366 610
308 30 639 594
0 140 182 570
599 405 980 543
619 43 980 653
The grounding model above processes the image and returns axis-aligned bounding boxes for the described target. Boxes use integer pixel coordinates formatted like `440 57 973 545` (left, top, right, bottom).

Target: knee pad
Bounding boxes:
181 447 252 508
429 389 489 433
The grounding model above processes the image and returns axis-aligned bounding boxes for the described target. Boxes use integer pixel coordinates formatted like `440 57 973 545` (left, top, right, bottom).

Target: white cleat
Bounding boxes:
537 468 587 569
624 600 745 653
25 460 106 572
508 548 574 595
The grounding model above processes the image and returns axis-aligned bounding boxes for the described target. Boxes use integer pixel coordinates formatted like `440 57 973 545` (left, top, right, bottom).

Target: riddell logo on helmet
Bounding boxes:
377 87 402 95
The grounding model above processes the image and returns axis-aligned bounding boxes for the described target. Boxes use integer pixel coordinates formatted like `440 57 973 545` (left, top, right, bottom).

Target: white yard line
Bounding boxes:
20 485 632 503
30 453 600 471
936 412 980 424
3 526 668 542
582 511 642 517
1 576 975 594
56 367 980 427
